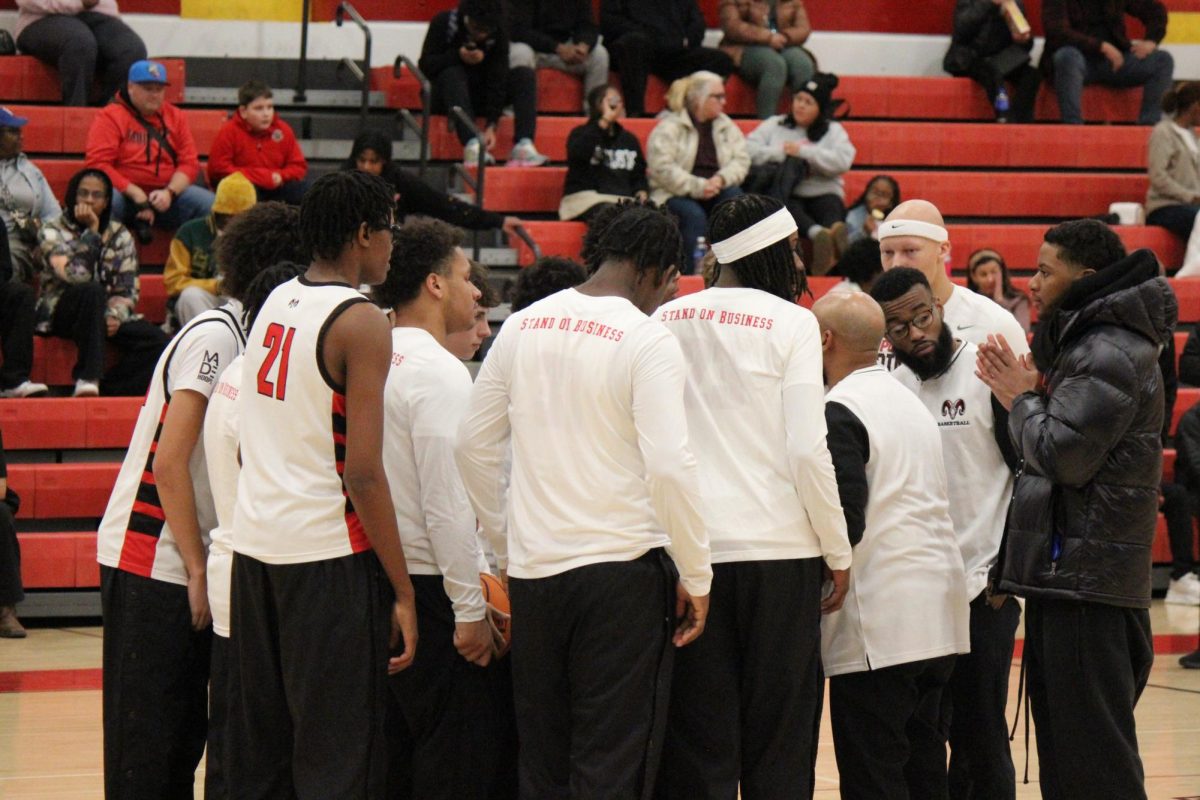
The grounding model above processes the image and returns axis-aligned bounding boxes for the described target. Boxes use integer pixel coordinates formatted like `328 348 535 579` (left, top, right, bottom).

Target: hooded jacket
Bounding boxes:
1000 249 1177 608
207 114 307 190
84 91 201 194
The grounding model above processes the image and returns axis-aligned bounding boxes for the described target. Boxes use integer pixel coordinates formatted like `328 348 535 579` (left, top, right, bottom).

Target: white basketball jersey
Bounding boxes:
204 353 244 637
232 277 373 564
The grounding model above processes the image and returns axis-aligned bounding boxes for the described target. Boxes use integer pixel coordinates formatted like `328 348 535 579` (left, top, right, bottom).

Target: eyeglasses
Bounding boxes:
885 307 937 341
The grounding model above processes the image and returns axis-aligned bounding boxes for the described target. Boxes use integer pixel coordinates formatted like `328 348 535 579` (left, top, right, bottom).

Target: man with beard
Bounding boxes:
976 219 1176 800
870 267 1020 800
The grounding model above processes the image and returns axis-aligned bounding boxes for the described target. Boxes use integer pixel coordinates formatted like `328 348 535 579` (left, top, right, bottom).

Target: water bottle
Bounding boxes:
692 236 707 275
994 88 1010 123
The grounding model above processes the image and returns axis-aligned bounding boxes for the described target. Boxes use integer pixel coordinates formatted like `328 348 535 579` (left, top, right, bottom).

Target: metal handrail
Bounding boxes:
449 105 486 261
393 55 431 179
296 0 311 103
335 1 371 125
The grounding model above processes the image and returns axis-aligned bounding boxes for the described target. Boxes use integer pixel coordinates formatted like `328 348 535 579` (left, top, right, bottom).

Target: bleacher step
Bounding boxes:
185 87 388 109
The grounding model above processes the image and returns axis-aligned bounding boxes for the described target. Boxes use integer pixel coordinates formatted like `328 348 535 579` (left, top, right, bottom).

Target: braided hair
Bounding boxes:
707 194 803 303
589 203 685 282
214 201 306 302
241 262 306 331
300 171 394 262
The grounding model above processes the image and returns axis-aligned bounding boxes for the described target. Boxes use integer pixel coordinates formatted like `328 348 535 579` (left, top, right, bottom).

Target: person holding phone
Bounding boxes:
559 86 649 223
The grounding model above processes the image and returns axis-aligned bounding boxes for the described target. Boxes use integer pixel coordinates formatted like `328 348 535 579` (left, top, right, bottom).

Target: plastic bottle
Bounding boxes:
995 88 1010 123
693 236 707 274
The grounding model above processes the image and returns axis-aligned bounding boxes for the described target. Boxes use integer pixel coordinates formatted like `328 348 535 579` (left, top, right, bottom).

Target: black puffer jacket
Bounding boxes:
1000 249 1178 608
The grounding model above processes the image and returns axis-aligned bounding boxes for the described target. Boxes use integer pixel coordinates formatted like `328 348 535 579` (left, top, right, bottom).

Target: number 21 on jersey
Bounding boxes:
257 323 296 401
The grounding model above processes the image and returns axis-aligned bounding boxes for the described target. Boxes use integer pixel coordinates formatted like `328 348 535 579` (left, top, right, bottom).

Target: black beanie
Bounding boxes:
797 72 840 117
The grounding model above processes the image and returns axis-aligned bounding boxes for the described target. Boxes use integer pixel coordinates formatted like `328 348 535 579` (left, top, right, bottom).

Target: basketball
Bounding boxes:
480 572 511 644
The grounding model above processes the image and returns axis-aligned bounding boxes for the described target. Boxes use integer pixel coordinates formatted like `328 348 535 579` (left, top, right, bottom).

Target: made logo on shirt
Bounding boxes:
940 398 969 427
199 350 220 383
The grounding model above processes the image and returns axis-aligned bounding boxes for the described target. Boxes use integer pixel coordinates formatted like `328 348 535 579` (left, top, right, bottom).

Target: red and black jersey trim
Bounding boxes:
332 391 371 553
116 402 170 576
316 296 371 394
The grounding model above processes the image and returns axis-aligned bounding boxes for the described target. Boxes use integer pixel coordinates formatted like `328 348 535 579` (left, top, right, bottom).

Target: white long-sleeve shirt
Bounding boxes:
384 327 486 623
657 287 851 568
455 288 712 596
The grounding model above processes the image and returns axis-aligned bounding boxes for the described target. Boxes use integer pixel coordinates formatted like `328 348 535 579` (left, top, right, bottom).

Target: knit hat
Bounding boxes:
212 172 257 215
796 72 840 117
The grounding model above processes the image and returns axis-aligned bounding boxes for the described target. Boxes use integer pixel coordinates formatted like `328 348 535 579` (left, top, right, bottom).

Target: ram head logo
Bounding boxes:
941 399 966 420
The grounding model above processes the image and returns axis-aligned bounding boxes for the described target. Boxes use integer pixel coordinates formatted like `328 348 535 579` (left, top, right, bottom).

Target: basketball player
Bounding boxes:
876 199 1027 369
227 171 418 798
870 267 1020 800
814 291 970 800
444 260 499 361
95 204 285 798
200 201 307 800
655 194 851 800
456 204 712 799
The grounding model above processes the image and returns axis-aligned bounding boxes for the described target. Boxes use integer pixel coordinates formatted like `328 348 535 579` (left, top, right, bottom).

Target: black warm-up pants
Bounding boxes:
830 654 958 800
657 557 824 800
226 551 393 799
432 64 538 145
508 549 677 800
948 593 1021 800
205 633 231 800
1023 597 1153 800
0 279 36 391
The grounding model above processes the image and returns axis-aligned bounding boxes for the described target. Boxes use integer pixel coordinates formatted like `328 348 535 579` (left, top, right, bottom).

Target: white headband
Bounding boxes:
876 219 949 243
709 207 797 264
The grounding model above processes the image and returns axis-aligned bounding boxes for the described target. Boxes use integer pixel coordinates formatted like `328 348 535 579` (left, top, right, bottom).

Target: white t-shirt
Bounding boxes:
383 327 485 623
203 353 244 638
456 288 712 596
894 342 1013 600
97 304 245 585
822 366 970 676
657 287 851 567
880 284 1028 370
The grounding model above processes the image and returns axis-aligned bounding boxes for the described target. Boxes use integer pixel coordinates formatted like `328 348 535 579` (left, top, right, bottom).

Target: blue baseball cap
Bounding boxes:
128 60 170 85
0 107 28 128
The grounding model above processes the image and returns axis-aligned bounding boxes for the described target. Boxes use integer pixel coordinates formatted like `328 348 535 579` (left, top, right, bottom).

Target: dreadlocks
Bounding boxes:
241 262 306 331
215 202 306 302
708 194 804 303
589 203 684 281
300 171 394 262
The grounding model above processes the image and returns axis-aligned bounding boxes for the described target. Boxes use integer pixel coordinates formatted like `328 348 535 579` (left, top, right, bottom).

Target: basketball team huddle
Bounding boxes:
95 169 1170 800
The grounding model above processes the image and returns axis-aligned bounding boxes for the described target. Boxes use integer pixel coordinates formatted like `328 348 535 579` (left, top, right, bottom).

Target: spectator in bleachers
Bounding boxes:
944 0 1039 123
967 247 1032 332
829 237 882 295
601 0 734 118
717 0 815 120
14 0 146 107
1147 82 1200 249
1041 0 1173 125
1170 403 1200 606
36 167 168 396
0 107 61 283
207 79 309 206
345 131 526 238
0 219 47 398
746 73 853 275
512 256 587 311
509 0 609 111
164 172 257 328
648 71 749 269
419 0 549 167
85 60 214 237
560 86 649 223
0 428 24 638
845 174 900 245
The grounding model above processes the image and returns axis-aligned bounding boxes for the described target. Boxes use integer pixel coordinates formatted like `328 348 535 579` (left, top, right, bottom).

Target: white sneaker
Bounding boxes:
508 138 549 167
1165 572 1200 606
462 138 495 167
73 380 100 398
0 380 49 398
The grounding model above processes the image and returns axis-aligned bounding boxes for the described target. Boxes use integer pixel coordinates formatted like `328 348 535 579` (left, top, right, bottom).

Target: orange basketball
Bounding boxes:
480 572 511 644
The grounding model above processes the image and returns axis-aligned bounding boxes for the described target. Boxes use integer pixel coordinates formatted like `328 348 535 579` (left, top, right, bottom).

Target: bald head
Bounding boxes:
878 199 952 287
813 292 885 352
886 199 945 228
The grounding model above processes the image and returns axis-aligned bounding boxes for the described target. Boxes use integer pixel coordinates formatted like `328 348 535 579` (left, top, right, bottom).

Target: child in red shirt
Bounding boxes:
208 80 309 205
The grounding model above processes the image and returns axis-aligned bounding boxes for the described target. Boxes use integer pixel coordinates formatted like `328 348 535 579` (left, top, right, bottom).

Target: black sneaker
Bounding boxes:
1181 649 1200 669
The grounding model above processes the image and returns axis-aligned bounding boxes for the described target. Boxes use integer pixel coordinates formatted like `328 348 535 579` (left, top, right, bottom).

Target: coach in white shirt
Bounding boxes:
456 204 712 798
876 199 1028 371
871 267 1021 800
656 194 851 800
813 291 970 800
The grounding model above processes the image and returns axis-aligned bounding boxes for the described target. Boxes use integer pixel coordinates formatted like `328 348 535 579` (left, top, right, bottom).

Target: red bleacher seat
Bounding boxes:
33 462 120 519
85 398 144 448
0 398 88 450
54 107 228 156
0 56 184 104
17 532 99 589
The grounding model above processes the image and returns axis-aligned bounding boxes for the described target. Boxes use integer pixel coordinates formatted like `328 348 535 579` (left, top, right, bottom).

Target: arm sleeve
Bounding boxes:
1007 348 1142 488
418 14 463 79
823 401 870 547
1180 329 1200 386
801 124 856 177
106 230 139 314
630 327 712 595
393 167 505 230
684 0 706 48
1128 0 1168 43
163 238 220 297
84 112 133 193
647 122 707 198
779 0 812 44
990 393 1021 472
412 368 488 623
32 166 61 223
600 0 641 41
205 123 236 187
718 1 773 45
782 317 851 568
455 318 517 570
1148 127 1197 204
572 0 600 49
565 123 605 167
166 318 242 398
510 0 560 52
1041 0 1104 54
746 118 786 165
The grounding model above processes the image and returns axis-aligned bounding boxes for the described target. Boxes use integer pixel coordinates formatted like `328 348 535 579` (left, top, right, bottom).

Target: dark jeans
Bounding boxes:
508 551 676 800
964 58 1040 123
947 593 1021 800
256 179 311 206
433 64 537 145
1161 482 1198 579
17 11 147 107
1051 45 1174 125
786 193 847 237
101 566 211 800
1148 204 1200 241
657 558 825 800
0 279 36 390
607 34 734 117
0 503 22 607
1023 597 1153 800
830 655 958 800
666 186 745 272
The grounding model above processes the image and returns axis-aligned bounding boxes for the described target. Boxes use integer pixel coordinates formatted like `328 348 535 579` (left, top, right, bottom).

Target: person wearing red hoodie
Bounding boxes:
85 59 214 236
208 80 310 206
